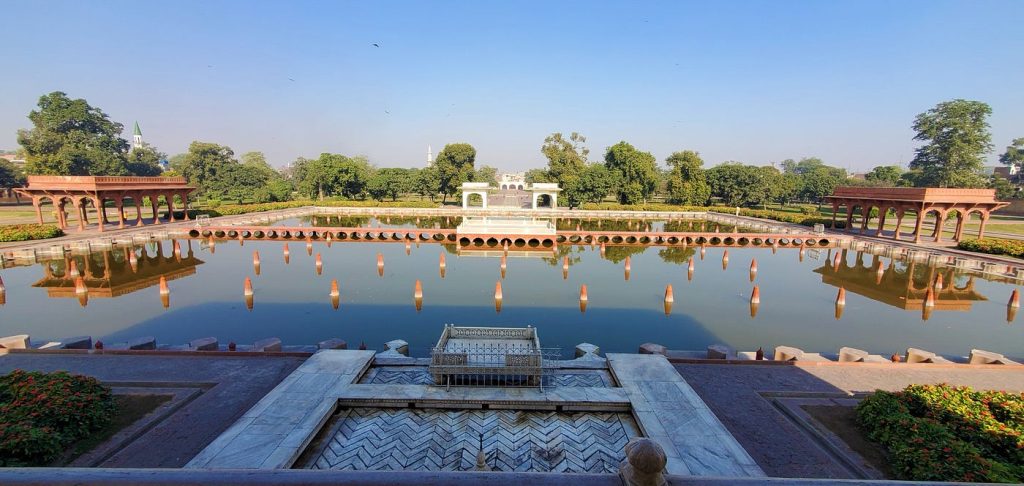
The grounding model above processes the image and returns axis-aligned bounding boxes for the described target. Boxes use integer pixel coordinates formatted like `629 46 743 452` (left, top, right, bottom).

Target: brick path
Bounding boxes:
674 363 1024 478
0 353 305 467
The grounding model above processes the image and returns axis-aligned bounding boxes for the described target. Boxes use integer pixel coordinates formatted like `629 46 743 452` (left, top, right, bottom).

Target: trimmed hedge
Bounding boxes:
0 224 63 242
857 384 1024 482
958 238 1024 259
0 370 116 466
198 199 439 217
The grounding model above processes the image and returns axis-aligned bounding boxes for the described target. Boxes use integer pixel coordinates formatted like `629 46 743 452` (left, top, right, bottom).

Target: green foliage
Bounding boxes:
367 168 414 201
198 199 437 217
472 165 498 185
857 384 1023 482
434 143 476 202
0 370 116 466
909 99 993 188
562 164 620 208
865 165 905 186
292 153 370 200
0 224 63 242
524 168 555 183
18 92 131 176
1000 138 1024 172
125 146 165 177
412 167 440 201
958 237 1024 259
603 141 658 205
989 175 1018 200
664 150 711 206
252 179 294 203
0 159 26 198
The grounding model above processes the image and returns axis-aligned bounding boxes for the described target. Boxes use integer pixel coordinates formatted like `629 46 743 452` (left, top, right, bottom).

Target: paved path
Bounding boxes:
0 353 305 467
673 363 1024 479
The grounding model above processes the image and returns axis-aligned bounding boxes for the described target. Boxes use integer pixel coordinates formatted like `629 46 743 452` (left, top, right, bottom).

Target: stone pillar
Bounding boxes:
954 211 965 242
844 205 854 233
181 192 191 220
893 208 905 240
133 194 144 226
151 193 161 225
551 193 557 209
933 210 946 243
73 199 86 231
462 192 468 209
859 205 870 234
32 197 43 224
875 206 888 237
92 197 105 232
830 202 839 229
116 199 126 229
978 212 989 240
56 200 67 229
913 207 925 244
167 193 177 222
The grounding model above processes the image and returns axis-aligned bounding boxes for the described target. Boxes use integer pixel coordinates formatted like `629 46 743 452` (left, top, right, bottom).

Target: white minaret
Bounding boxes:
132 121 143 150
427 145 433 167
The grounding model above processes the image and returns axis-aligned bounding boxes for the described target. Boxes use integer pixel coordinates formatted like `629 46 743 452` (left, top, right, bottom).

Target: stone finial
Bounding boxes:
619 438 667 486
638 343 667 355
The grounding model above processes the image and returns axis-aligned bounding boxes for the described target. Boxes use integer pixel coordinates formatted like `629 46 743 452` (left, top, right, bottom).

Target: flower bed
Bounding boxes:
958 238 1024 259
0 224 63 242
0 370 115 466
857 384 1024 483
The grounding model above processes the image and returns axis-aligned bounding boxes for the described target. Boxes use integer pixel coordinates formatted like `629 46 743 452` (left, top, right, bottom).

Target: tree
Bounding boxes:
412 167 439 201
0 159 26 203
561 164 620 207
434 143 476 203
473 165 498 184
525 168 554 183
989 175 1017 200
367 168 413 201
603 141 658 205
708 162 784 207
292 153 370 200
171 142 237 197
253 179 293 203
909 99 992 187
18 92 131 175
799 165 847 208
865 165 904 186
126 146 165 176
664 150 711 206
542 132 588 180
999 138 1024 178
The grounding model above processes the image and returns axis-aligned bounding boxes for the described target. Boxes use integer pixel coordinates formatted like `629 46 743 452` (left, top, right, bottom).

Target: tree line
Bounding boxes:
4 92 1022 207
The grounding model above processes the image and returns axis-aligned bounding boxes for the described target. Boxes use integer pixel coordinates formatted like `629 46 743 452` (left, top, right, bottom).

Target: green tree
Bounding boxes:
525 168 555 183
0 159 27 203
253 179 294 203
989 175 1017 200
126 146 165 176
562 164 620 207
542 132 588 180
999 138 1024 176
292 153 370 200
412 167 439 201
664 150 711 206
865 165 904 186
473 165 498 184
909 99 992 187
18 92 130 175
171 142 237 197
707 162 759 206
367 168 413 201
799 165 847 208
434 143 476 203
603 141 658 204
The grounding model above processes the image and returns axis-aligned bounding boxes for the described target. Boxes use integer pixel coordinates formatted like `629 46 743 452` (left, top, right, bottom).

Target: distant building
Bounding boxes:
993 165 1019 182
498 172 525 190
132 121 144 150
0 153 26 169
426 145 433 167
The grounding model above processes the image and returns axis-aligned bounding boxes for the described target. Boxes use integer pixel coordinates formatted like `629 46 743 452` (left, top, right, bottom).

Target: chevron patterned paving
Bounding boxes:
307 408 638 472
360 367 612 387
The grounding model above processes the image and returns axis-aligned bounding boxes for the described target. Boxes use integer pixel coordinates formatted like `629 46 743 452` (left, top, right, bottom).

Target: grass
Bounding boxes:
803 405 894 479
58 394 172 466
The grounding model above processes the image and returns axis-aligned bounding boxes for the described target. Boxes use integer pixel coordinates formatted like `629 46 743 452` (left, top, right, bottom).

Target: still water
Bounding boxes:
0 217 1021 357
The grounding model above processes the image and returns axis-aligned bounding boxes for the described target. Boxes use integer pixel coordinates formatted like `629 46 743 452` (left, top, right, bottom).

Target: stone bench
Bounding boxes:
317 338 347 350
773 346 829 362
638 343 667 356
189 337 218 351
837 347 889 363
253 337 282 353
127 336 156 350
968 349 1020 365
904 347 952 364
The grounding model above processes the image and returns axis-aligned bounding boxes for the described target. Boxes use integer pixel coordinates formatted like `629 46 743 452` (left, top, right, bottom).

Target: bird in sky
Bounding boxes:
372 43 380 47
288 78 295 82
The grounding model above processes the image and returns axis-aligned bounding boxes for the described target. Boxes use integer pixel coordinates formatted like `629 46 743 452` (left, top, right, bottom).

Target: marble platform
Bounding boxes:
188 350 764 477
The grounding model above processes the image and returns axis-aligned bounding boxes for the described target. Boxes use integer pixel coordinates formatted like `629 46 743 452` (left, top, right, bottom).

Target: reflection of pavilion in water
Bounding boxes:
814 249 986 311
33 241 203 298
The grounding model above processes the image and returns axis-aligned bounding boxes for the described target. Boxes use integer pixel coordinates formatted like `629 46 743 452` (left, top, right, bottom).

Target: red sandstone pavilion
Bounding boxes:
15 176 196 232
826 187 1008 243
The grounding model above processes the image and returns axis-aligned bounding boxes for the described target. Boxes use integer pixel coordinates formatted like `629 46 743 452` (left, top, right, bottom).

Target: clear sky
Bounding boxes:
1 0 1021 173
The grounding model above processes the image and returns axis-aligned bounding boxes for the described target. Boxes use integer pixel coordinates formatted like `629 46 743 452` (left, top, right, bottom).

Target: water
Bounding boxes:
0 217 1021 357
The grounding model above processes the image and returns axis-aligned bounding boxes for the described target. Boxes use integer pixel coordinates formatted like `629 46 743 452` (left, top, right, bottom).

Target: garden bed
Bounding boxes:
57 394 171 466
0 223 63 242
802 405 893 479
857 384 1024 483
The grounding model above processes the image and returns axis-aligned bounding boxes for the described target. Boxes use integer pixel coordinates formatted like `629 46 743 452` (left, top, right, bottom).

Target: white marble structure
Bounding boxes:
461 182 493 209
529 183 561 209
499 172 525 190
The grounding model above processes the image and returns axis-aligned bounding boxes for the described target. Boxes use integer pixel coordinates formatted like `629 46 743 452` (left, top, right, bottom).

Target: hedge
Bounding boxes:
0 370 115 466
857 384 1024 482
198 199 439 217
0 224 64 242
958 238 1024 259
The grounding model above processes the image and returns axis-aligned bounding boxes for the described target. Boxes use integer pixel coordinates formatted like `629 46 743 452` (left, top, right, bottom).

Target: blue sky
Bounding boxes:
1 0 1021 172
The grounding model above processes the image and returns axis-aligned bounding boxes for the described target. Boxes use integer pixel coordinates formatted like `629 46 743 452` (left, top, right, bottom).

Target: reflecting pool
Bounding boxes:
0 217 1021 357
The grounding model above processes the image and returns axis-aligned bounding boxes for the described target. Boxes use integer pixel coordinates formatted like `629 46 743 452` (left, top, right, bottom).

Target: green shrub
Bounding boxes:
958 238 1024 259
196 199 439 218
857 384 1024 482
0 370 115 466
0 224 63 242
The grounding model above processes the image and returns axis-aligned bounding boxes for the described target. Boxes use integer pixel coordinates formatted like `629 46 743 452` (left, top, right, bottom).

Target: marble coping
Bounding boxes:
188 350 764 478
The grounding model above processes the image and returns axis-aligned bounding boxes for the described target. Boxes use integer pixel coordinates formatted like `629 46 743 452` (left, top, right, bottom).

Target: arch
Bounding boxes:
464 192 486 208
535 194 554 208
518 184 524 190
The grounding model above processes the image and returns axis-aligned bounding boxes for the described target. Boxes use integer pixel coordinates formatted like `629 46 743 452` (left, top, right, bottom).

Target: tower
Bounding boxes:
427 145 433 167
132 121 143 150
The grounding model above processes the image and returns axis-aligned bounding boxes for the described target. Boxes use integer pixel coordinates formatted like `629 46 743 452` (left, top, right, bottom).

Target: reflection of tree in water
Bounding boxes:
303 215 460 229
304 215 371 227
658 246 696 264
540 244 584 267
603 245 648 264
